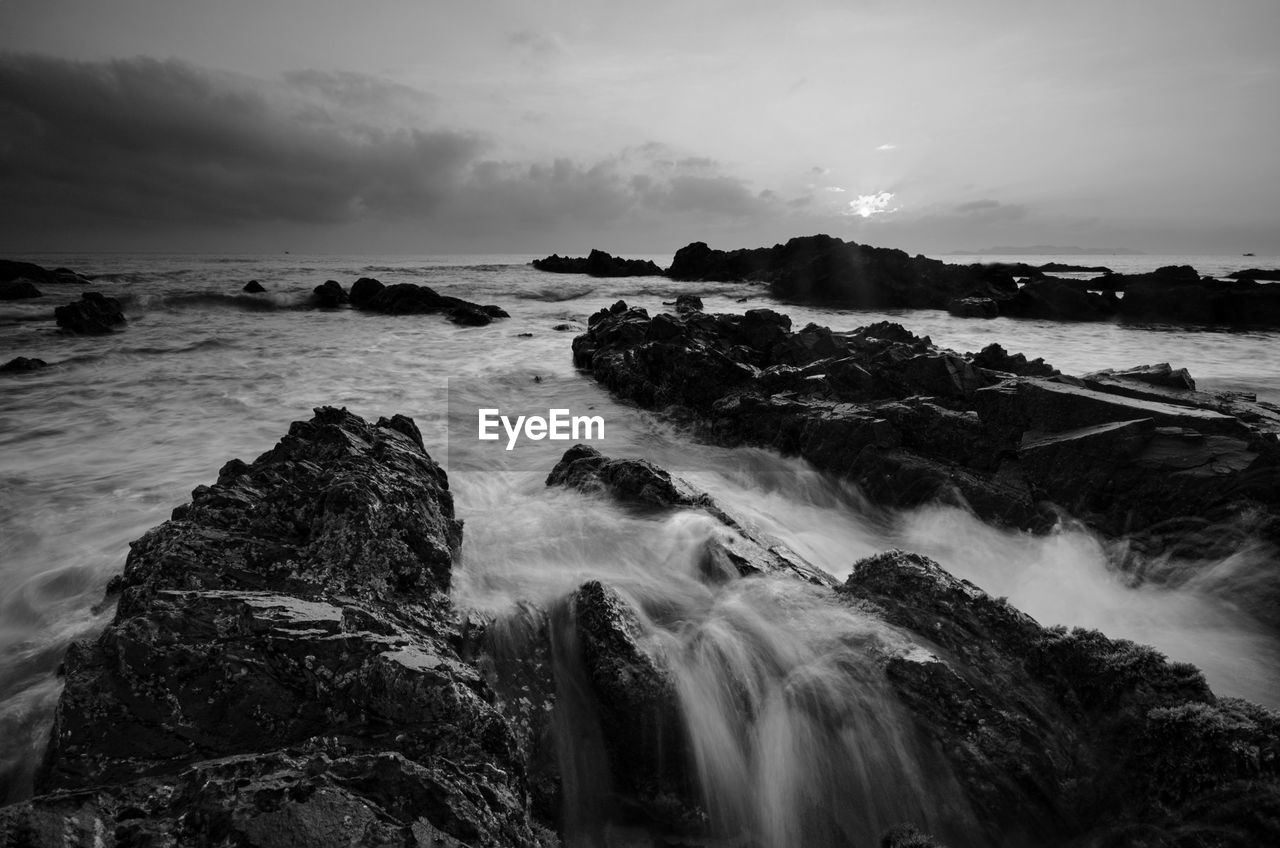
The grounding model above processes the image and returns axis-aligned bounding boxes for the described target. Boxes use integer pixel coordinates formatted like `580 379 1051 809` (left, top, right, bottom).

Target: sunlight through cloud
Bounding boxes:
849 191 895 218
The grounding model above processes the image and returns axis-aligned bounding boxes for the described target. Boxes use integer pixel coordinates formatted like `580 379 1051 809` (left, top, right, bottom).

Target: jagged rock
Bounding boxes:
572 304 1280 557
532 250 663 278
547 444 834 586
0 356 48 373
840 549 1280 846
242 280 266 293
970 342 1057 377
311 279 348 308
54 292 125 334
0 280 42 300
1085 362 1196 391
0 408 553 847
661 294 703 313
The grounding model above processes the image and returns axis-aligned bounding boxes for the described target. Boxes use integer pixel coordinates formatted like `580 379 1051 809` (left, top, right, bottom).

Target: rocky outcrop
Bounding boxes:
1229 268 1280 282
547 444 836 586
0 260 91 287
346 277 508 325
54 292 126 334
0 407 554 847
0 356 48 373
999 278 1118 321
532 250 663 278
0 280 42 300
1119 275 1280 325
668 235 1001 309
311 279 348 308
571 303 1280 566
839 549 1280 847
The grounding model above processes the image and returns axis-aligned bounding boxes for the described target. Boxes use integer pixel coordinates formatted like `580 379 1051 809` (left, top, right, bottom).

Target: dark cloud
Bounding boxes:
0 52 479 227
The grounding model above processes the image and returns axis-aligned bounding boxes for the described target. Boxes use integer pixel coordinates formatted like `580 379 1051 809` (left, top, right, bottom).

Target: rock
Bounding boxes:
0 280 42 300
311 279 348 308
946 296 998 318
999 278 1117 320
970 342 1057 377
1120 275 1280 326
532 250 663 277
1 407 553 847
1 259 91 287
54 292 125 334
662 294 703 313
1229 268 1280 282
0 356 48 373
449 305 493 326
1085 363 1196 391
669 234 989 309
836 549 1280 846
571 303 1280 558
1039 262 1113 274
348 276 385 307
552 323 579 332
547 444 835 585
242 279 266 293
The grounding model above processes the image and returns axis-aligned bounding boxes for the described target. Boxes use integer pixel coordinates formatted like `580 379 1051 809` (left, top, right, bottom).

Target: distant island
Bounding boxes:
952 245 1146 256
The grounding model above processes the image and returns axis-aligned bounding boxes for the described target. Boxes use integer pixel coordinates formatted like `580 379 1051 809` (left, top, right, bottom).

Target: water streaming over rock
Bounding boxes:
3 252 1280 839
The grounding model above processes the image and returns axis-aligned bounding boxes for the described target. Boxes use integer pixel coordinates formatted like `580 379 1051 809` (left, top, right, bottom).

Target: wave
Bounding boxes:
512 285 595 302
124 338 234 356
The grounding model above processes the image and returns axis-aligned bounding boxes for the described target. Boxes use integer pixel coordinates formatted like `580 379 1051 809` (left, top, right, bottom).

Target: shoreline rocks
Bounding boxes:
0 407 555 847
532 250 663 278
571 302 1280 586
54 292 126 334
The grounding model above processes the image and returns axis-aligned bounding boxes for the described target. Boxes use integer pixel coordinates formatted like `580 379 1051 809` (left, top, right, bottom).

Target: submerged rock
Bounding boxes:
0 407 554 847
0 356 48 373
242 279 266 293
532 250 663 278
0 280 42 300
54 292 125 334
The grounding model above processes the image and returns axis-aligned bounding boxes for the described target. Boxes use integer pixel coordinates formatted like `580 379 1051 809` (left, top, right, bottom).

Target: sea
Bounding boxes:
2 251 1278 836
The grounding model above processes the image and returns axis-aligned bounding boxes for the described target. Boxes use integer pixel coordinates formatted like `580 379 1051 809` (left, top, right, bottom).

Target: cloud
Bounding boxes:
824 186 846 193
0 52 479 226
848 191 896 218
875 143 896 151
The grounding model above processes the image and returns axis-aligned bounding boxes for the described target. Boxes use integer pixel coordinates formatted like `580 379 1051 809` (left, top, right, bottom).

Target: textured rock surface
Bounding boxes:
841 549 1280 847
54 292 126 334
571 304 1280 565
547 443 836 586
0 407 554 847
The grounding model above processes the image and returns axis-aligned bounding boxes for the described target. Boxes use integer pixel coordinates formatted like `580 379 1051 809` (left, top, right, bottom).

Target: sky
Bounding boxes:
0 0 1277 256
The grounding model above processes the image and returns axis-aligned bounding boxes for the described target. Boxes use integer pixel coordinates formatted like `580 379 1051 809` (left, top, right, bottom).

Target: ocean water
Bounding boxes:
2 251 1278 837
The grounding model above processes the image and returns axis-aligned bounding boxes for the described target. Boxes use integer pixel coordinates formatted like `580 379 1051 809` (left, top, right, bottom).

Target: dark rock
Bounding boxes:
1039 262 1113 274
946 296 998 318
552 323 579 332
661 294 703 313
571 304 1280 556
311 279 348 308
547 444 835 586
242 280 266 293
54 292 126 334
2 407 553 847
449 305 493 326
971 343 1057 377
1000 278 1117 320
0 280 42 300
532 250 663 278
1229 268 1280 282
669 234 990 309
0 356 48 373
1 259 91 286
1085 363 1196 391
348 276 385 308
1120 275 1280 326
837 549 1280 845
